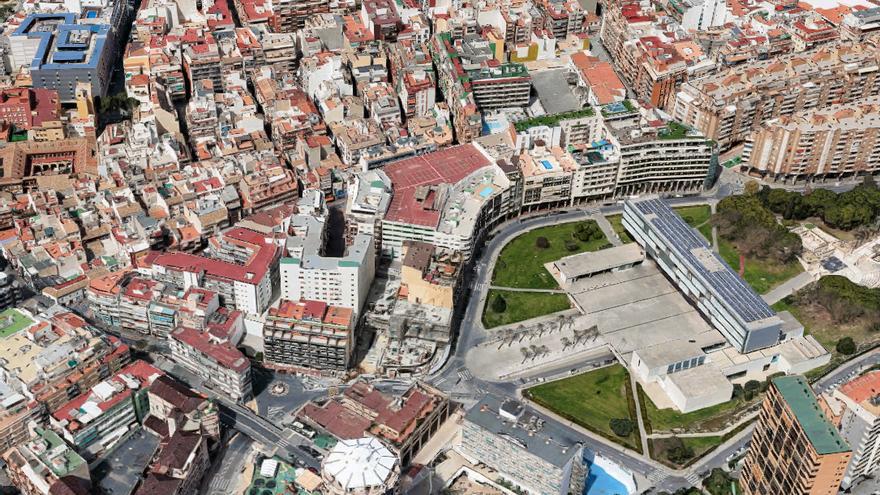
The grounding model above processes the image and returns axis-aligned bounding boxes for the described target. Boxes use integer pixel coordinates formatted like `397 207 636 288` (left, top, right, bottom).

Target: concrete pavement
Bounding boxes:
762 270 815 305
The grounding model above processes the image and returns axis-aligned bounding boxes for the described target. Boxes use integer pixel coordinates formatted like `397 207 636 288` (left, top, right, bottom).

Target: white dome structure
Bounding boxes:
321 437 399 495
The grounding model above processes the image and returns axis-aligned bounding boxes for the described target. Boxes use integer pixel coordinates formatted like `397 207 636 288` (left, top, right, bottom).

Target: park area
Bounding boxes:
773 276 880 377
717 237 804 294
482 290 571 329
483 220 608 328
526 365 642 452
490 221 609 289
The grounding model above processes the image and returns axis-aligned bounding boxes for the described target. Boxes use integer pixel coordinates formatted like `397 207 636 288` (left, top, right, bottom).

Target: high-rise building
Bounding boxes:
822 370 880 488
673 44 880 149
742 376 851 495
743 96 880 182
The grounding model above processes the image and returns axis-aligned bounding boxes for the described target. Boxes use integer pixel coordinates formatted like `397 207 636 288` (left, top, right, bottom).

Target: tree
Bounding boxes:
744 180 760 195
609 418 634 437
520 347 531 363
665 436 695 465
564 240 580 252
491 294 507 313
837 336 857 355
535 236 550 249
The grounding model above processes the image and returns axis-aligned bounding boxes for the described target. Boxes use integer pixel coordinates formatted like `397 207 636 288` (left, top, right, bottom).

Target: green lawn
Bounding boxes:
492 222 609 289
639 385 754 434
482 290 572 329
651 435 725 468
527 365 642 452
0 308 35 338
717 237 804 294
674 205 714 243
605 215 633 244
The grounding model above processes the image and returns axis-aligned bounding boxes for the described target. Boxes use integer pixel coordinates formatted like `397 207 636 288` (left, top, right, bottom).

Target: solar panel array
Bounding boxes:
633 199 776 323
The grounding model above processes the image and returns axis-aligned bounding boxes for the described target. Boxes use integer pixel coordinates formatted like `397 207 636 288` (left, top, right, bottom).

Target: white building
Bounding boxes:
321 437 399 495
280 214 375 315
679 0 733 32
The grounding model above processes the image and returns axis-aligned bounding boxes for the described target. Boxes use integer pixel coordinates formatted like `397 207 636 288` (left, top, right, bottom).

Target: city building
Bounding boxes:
298 381 452 466
280 213 375 315
1 427 91 495
145 227 280 315
457 397 587 495
7 14 114 102
623 198 785 353
673 44 880 149
742 376 851 495
841 8 880 42
377 143 512 259
50 360 162 461
263 299 355 373
321 437 399 495
822 370 880 488
743 96 880 182
168 309 252 403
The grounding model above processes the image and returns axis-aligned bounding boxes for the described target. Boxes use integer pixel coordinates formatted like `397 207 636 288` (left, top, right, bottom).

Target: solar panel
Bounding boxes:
633 199 775 323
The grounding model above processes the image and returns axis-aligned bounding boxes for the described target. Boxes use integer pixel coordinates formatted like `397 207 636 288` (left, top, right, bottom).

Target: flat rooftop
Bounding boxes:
773 376 850 455
382 144 493 228
465 395 582 468
628 199 777 326
568 262 719 356
530 69 581 114
554 243 644 280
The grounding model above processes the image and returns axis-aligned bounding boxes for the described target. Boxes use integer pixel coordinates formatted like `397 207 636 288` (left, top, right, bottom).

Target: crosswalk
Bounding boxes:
646 469 668 485
457 368 473 381
266 406 286 421
685 472 703 487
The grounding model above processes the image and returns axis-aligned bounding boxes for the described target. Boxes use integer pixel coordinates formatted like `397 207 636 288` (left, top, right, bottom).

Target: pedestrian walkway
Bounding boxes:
630 373 650 455
762 271 815 305
595 213 622 247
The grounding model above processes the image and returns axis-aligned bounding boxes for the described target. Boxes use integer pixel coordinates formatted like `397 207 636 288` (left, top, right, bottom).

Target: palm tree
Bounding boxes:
556 315 565 333
539 345 550 356
529 344 539 360
520 347 531 363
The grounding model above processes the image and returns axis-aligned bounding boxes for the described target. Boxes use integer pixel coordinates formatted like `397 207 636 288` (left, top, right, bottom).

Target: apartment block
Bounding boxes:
458 397 586 495
263 299 355 373
145 227 280 315
280 213 375 315
467 63 531 110
674 44 880 149
1 427 90 495
742 376 851 495
841 7 880 42
168 309 251 403
822 371 880 488
50 360 162 461
743 96 880 181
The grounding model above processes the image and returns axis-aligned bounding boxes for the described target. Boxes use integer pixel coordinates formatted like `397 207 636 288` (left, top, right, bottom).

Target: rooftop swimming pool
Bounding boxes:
541 160 554 170
583 455 636 495
478 186 494 198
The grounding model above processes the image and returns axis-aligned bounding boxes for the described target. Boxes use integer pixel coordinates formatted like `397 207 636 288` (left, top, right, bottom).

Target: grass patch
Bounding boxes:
773 282 880 379
651 435 724 469
492 221 609 289
717 237 803 294
0 308 35 338
605 214 633 244
527 365 642 452
482 290 571 329
639 385 757 434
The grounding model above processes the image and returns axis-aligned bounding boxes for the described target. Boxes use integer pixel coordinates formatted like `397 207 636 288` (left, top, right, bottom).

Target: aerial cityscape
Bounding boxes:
0 0 877 492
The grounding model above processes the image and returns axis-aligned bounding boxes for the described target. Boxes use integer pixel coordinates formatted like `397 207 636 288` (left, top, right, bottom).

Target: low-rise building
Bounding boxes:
50 360 162 461
457 397 587 495
1 427 91 495
298 381 451 466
